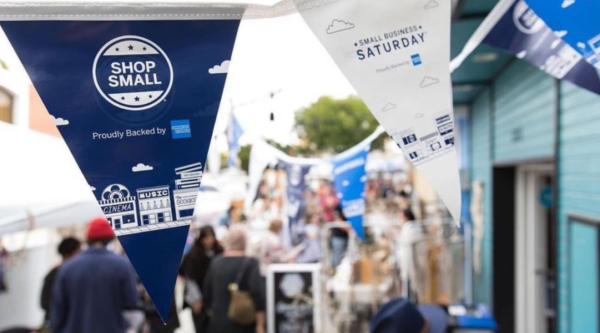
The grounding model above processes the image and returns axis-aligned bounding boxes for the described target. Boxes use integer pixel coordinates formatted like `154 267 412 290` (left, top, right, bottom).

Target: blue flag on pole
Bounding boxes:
484 0 600 94
332 145 370 241
1 20 240 321
284 163 312 245
525 0 600 69
227 114 244 168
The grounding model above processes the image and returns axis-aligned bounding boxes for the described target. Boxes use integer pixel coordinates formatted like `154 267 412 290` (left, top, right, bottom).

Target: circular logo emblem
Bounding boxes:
513 1 544 34
93 35 173 111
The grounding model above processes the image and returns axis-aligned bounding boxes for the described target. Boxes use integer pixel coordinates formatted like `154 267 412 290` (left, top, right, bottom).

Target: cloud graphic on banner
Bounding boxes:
326 19 355 34
52 115 69 126
194 101 220 117
360 175 367 182
555 30 568 38
516 50 527 59
90 186 96 191
208 60 230 74
577 42 586 50
562 0 575 8
132 163 154 172
342 180 350 187
415 113 424 119
424 0 439 9
382 102 396 112
419 76 439 88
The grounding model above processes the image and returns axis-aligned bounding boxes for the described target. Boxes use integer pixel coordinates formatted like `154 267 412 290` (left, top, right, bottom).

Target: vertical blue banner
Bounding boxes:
484 0 600 94
332 145 370 241
525 0 600 69
1 20 240 321
284 163 312 245
227 114 244 168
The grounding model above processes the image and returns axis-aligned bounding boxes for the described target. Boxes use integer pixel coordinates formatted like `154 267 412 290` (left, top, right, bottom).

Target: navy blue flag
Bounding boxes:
284 163 312 245
1 20 240 321
484 0 600 94
525 0 600 69
332 145 370 241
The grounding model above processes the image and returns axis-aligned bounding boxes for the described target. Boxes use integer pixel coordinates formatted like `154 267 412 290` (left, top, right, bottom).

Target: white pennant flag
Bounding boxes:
294 0 462 224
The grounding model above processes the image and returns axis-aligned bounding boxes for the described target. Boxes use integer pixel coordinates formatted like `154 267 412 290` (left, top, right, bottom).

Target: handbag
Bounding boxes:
227 258 257 325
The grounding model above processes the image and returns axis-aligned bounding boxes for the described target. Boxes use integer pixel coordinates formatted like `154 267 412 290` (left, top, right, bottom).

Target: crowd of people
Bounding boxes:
4 170 420 333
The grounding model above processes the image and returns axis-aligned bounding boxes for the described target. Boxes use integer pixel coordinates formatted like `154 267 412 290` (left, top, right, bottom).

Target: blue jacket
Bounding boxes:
51 247 139 333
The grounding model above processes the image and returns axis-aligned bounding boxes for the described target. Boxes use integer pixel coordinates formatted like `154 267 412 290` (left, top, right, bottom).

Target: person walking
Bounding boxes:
203 225 265 333
40 237 81 327
180 226 224 333
50 217 139 333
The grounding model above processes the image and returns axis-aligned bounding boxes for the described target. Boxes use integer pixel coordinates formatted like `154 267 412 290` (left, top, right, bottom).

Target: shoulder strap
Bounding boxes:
234 257 250 286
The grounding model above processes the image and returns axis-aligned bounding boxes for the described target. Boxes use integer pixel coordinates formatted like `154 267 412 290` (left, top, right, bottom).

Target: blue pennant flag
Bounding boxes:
284 163 312 245
227 114 244 168
1 20 240 322
525 0 600 69
484 0 600 94
332 145 370 241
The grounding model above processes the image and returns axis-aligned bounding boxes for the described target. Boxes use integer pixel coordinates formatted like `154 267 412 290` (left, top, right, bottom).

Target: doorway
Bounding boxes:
515 164 555 333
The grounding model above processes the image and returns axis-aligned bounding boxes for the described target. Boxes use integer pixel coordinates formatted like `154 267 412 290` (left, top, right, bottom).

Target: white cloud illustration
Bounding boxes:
337 192 344 199
132 163 154 172
555 30 568 38
52 115 69 126
360 175 367 183
382 102 396 112
516 50 527 59
419 76 439 88
326 19 355 34
577 42 586 50
424 0 439 9
90 186 96 191
415 113 425 119
208 60 230 74
342 180 350 187
562 0 575 8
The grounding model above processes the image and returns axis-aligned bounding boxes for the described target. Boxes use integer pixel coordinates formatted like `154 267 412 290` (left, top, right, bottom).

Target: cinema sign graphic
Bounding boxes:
93 35 174 111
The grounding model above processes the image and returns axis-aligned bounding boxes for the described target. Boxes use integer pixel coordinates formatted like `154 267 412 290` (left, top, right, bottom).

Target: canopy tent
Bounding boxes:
0 121 100 236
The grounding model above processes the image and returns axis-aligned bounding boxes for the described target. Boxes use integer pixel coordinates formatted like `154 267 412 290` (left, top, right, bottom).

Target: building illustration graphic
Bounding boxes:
137 185 173 225
99 184 139 230
173 162 203 221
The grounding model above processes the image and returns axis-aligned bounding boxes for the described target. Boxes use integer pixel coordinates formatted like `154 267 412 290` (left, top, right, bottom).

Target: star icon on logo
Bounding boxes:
134 96 140 102
128 45 134 51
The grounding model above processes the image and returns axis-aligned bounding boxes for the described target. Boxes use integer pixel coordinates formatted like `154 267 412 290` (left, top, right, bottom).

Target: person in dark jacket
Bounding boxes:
203 225 265 333
180 226 224 333
50 217 139 333
40 237 81 325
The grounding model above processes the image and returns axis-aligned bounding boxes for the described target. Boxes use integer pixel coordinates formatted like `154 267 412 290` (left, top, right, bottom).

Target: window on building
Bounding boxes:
123 214 136 224
180 209 194 218
142 215 150 225
164 211 172 222
149 214 156 224
107 217 113 228
0 88 12 124
158 212 165 223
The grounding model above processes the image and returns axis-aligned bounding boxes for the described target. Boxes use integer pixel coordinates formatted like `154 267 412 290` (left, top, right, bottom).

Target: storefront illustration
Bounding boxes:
99 184 138 230
137 185 173 225
173 162 203 221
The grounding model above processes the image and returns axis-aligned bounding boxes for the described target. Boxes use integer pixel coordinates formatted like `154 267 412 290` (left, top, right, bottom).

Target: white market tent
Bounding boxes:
0 121 101 236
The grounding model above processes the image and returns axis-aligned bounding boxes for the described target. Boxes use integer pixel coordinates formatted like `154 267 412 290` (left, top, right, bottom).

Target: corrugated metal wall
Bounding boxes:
493 61 555 162
469 59 556 310
558 80 600 333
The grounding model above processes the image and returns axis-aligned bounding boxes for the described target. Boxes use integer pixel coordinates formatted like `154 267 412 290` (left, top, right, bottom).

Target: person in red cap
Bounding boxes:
50 217 139 333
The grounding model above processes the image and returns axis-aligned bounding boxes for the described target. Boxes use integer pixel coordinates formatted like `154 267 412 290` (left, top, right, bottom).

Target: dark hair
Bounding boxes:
401 208 416 222
334 204 347 221
58 237 80 257
181 226 224 284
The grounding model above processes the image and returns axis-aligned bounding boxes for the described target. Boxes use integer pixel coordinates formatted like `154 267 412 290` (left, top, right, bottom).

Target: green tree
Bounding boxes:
295 96 382 153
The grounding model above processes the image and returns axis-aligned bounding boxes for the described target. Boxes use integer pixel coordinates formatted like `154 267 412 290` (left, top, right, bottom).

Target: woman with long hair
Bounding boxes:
180 226 224 333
